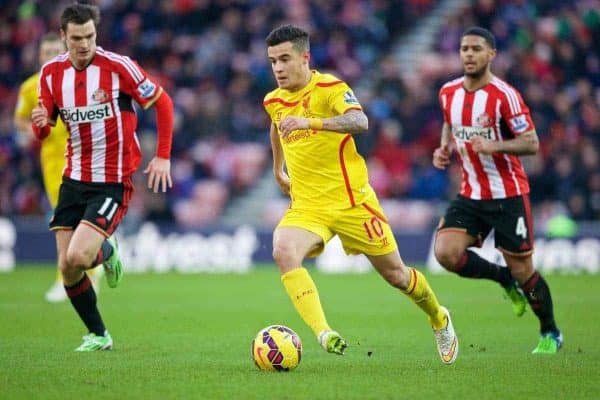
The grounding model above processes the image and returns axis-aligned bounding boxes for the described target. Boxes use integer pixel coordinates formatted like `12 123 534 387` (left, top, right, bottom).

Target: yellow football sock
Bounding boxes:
281 267 331 336
402 267 446 330
54 268 62 283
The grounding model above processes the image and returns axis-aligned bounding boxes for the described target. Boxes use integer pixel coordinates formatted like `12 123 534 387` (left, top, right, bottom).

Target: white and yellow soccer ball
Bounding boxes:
251 325 302 371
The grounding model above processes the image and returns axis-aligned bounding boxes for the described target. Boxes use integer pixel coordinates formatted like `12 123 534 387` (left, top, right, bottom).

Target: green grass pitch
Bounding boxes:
1 266 598 399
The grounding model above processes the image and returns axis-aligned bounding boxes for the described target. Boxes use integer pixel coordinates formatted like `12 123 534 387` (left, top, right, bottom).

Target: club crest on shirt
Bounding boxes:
476 112 492 127
302 95 311 110
92 88 109 103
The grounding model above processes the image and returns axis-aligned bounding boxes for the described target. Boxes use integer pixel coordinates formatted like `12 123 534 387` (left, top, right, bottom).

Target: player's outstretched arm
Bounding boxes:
144 91 174 193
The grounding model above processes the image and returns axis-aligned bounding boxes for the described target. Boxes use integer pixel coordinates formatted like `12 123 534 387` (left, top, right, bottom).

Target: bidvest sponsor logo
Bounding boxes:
452 125 494 141
60 103 114 123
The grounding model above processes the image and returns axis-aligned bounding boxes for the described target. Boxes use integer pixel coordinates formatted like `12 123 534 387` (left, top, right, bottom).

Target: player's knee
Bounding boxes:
272 243 297 269
507 257 534 282
434 245 463 272
65 248 93 270
58 257 70 275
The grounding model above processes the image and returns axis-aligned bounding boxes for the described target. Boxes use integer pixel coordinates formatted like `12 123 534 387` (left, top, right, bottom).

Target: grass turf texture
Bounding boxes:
1 266 598 399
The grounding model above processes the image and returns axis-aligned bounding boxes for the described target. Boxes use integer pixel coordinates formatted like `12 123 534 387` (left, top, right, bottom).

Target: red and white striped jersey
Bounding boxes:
439 76 535 200
38 47 163 183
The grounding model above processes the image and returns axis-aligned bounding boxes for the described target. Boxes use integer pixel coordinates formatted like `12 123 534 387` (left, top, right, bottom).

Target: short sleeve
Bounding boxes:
500 88 535 136
118 56 163 109
329 82 362 115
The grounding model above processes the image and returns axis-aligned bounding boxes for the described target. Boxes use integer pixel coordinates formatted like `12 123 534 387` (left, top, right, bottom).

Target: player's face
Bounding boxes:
460 35 496 78
267 41 310 91
39 40 64 65
62 20 97 69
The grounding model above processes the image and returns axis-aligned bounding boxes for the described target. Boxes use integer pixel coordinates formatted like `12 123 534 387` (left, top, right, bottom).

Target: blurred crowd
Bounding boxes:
0 0 598 229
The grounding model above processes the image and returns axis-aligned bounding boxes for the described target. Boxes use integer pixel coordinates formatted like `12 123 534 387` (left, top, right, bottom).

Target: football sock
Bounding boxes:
520 271 558 334
65 274 106 336
92 239 114 267
54 268 63 283
402 268 446 330
281 267 331 336
454 250 513 287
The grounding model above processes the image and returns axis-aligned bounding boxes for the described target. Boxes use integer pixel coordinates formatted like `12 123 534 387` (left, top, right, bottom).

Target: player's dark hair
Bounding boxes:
60 3 101 32
461 26 496 49
266 24 310 52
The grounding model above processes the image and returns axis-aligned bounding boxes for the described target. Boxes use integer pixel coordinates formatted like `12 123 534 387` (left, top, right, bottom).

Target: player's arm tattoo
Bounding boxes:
322 110 368 134
497 130 539 155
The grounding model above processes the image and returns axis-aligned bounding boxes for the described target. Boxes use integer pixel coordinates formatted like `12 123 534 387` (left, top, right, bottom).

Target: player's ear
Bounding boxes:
303 50 310 65
60 30 66 43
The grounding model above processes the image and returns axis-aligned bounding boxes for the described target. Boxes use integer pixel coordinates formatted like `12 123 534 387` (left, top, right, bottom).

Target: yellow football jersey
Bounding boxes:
15 72 68 207
264 70 373 210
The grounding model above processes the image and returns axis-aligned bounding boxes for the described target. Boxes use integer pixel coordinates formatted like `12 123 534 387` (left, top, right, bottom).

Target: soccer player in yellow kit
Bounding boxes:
13 33 101 303
263 25 459 364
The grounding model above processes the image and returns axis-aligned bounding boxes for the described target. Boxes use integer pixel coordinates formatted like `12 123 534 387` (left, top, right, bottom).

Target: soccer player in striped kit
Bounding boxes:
31 3 174 351
14 32 103 303
432 27 562 354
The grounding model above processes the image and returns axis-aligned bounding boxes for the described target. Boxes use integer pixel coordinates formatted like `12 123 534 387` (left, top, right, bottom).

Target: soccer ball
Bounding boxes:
251 325 302 371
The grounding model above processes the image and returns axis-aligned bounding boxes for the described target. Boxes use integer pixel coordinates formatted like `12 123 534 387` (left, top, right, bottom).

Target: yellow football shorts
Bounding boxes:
277 193 398 257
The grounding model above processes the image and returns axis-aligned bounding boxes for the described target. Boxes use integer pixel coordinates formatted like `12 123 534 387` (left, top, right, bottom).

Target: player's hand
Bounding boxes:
470 136 497 155
31 102 49 128
432 145 451 169
144 156 172 193
274 170 290 195
278 116 309 139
